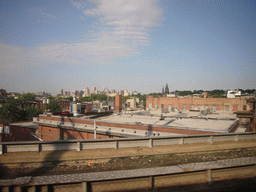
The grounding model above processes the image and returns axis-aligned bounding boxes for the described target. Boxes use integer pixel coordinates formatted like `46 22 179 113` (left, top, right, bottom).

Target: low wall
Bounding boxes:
1 132 256 154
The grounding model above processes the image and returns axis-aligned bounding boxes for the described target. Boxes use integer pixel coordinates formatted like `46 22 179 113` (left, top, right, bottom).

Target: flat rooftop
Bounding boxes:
99 112 238 133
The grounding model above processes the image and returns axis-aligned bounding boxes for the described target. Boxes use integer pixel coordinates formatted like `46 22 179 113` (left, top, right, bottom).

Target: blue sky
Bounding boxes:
0 0 255 95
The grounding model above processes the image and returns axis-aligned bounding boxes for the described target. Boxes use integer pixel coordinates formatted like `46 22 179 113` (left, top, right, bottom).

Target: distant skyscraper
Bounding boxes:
59 89 63 96
83 87 90 97
124 89 129 96
65 91 70 97
91 87 96 94
72 90 79 97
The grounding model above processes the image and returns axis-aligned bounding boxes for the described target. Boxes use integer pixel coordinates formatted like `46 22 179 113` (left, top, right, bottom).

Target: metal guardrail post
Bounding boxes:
82 181 88 192
149 139 153 148
149 176 154 189
41 185 48 192
0 144 3 155
14 186 21 192
2 186 10 192
30 186 36 192
206 169 212 184
209 136 213 144
180 137 184 145
38 143 41 152
115 141 118 149
234 134 239 141
94 120 96 139
77 142 81 151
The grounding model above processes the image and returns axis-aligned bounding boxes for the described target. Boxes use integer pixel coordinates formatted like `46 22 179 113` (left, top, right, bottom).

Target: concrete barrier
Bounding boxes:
1 132 256 154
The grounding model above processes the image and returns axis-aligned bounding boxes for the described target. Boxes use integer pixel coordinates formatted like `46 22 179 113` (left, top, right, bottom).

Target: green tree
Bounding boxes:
56 96 63 100
0 102 21 123
108 96 115 100
122 96 130 103
80 97 92 102
47 95 55 100
21 93 35 101
66 96 73 101
48 100 62 112
25 106 43 120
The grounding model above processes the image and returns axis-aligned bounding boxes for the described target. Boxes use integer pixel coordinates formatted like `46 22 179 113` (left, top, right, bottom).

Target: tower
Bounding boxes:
59 89 63 96
91 87 96 95
165 84 169 94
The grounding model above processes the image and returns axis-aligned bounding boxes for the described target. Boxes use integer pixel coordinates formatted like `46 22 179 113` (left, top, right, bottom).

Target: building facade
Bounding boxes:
146 97 252 112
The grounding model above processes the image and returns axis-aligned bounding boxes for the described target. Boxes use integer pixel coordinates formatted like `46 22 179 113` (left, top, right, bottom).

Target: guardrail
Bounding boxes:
1 132 256 154
0 157 256 191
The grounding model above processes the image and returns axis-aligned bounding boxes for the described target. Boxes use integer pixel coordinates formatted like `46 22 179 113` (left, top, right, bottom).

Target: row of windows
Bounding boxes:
149 103 247 111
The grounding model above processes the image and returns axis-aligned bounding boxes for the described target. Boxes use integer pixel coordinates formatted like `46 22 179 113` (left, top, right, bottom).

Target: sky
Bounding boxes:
0 0 255 95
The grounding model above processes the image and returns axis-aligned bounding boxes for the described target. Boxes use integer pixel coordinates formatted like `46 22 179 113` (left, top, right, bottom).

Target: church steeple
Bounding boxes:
162 86 165 94
165 83 169 94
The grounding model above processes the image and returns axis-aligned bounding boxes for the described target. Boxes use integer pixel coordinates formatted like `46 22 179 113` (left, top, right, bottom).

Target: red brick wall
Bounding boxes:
146 97 250 112
1 125 38 142
37 125 119 141
38 125 60 141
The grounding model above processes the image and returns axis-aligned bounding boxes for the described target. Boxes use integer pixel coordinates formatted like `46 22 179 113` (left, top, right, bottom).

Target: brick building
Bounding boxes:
37 100 71 111
146 97 252 112
0 122 38 142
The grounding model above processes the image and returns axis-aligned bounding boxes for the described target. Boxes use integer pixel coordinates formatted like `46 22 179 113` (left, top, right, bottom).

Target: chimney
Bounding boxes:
115 94 122 113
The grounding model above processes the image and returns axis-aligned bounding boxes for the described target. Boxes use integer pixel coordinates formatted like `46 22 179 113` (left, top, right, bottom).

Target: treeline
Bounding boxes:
175 89 255 97
0 93 62 123
0 98 43 124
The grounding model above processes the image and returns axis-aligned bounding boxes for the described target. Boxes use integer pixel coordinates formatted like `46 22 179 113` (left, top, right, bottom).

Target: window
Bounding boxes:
225 105 229 111
243 105 247 111
198 105 201 110
205 105 208 110
183 104 186 110
4 126 10 134
190 104 194 110
155 103 158 109
169 104 172 110
161 104 164 109
149 103 152 109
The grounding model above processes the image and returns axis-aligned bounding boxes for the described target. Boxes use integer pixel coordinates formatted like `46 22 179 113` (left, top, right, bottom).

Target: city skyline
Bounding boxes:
1 0 255 95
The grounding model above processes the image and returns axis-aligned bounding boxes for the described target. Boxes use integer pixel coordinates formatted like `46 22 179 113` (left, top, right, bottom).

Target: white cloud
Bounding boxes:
0 0 162 72
71 0 162 64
